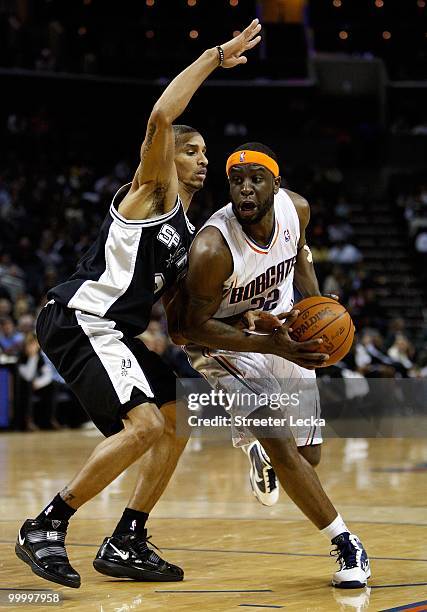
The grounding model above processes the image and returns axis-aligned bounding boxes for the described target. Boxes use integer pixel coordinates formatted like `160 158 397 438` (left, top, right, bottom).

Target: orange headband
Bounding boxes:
226 150 280 178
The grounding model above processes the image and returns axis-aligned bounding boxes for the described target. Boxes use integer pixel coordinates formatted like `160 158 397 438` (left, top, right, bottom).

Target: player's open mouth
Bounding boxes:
239 201 257 215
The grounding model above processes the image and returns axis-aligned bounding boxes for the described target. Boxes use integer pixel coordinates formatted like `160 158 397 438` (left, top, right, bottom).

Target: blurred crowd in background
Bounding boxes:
1 0 426 431
1 0 425 79
1 106 426 432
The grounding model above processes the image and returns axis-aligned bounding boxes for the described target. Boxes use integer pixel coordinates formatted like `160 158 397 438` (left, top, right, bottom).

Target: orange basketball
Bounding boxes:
289 296 355 367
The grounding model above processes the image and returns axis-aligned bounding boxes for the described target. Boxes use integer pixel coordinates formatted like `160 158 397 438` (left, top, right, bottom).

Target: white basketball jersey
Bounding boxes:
201 189 300 319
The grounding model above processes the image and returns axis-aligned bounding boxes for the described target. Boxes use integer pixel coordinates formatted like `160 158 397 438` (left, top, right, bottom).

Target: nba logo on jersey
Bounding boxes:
239 151 246 162
130 520 137 531
284 229 291 242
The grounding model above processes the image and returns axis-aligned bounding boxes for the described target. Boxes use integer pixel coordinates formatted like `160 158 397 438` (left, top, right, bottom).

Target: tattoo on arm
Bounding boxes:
60 486 75 503
141 123 156 165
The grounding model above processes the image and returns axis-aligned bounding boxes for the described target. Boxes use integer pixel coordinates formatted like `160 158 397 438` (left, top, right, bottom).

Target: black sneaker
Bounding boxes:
15 518 81 589
93 530 184 582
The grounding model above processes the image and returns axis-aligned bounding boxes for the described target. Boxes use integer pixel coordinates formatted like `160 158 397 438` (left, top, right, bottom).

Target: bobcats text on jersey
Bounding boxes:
229 255 297 305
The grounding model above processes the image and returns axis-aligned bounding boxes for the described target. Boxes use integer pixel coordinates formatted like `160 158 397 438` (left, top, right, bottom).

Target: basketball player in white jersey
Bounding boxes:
171 143 371 588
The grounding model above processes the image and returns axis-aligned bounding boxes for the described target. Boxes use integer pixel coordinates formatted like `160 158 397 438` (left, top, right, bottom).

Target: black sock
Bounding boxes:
36 493 77 522
113 508 149 537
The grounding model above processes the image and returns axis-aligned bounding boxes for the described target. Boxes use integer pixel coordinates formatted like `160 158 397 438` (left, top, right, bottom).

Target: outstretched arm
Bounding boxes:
120 20 262 220
287 190 321 298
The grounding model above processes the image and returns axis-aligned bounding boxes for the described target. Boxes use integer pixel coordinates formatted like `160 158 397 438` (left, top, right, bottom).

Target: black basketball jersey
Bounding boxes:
48 183 195 335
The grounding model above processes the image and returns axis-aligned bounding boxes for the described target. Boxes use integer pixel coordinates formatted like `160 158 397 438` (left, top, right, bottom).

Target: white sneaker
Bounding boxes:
244 441 279 506
331 533 371 589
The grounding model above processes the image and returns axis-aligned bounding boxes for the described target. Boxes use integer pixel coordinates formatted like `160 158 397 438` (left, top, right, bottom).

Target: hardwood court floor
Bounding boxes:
0 430 426 611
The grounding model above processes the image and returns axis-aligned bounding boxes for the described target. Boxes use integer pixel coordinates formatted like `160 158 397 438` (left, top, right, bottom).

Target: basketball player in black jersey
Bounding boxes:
15 20 262 589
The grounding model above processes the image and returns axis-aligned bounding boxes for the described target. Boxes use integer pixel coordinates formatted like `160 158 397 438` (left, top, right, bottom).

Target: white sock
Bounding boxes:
321 514 350 541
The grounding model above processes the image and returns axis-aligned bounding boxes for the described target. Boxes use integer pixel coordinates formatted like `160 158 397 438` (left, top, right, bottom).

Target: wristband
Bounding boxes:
216 45 224 67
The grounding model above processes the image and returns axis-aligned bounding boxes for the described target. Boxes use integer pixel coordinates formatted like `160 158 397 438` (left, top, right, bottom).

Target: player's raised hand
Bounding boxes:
219 18 262 68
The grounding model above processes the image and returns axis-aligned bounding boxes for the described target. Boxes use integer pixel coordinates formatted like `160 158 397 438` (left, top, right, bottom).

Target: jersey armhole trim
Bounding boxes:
203 223 235 283
110 194 182 228
181 202 196 234
281 188 301 245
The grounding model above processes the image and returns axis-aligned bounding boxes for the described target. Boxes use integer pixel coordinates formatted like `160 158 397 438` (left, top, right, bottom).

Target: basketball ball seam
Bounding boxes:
293 298 338 321
328 323 355 358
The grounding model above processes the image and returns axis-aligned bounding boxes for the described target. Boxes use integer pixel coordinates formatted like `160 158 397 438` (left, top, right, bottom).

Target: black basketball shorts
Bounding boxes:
36 301 180 437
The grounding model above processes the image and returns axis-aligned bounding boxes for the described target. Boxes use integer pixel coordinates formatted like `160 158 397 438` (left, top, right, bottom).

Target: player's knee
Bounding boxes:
141 409 165 444
299 444 322 467
126 404 165 450
165 416 190 447
261 437 301 471
161 401 191 445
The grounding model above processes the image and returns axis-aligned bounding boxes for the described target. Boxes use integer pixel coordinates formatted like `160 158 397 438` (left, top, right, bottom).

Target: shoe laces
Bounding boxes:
132 534 163 563
258 446 275 493
330 539 358 570
266 467 276 493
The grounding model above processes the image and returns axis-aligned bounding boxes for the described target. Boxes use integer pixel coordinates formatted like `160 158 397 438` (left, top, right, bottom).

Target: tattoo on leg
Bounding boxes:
60 486 75 503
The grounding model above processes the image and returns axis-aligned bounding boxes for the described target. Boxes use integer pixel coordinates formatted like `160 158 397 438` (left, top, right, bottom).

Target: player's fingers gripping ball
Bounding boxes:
244 309 282 332
289 296 355 366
